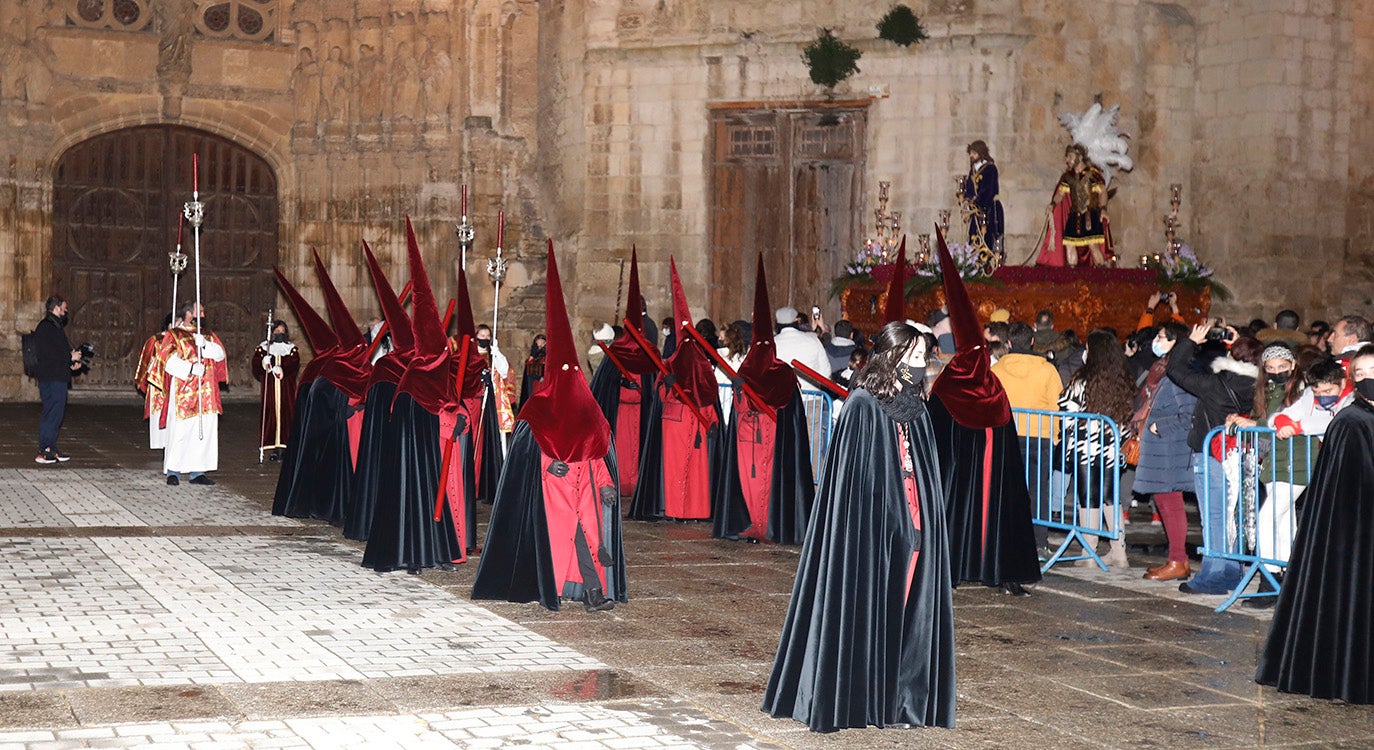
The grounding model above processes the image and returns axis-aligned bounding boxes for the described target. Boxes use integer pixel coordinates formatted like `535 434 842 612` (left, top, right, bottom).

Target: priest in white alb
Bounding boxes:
154 302 228 486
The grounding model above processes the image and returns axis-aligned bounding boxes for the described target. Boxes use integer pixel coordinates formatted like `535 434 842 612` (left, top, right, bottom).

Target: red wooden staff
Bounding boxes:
681 325 776 419
597 341 635 382
790 359 849 399
434 333 473 522
621 318 710 430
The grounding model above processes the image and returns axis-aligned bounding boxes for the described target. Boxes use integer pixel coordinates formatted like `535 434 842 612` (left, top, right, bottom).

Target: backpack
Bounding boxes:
21 330 39 378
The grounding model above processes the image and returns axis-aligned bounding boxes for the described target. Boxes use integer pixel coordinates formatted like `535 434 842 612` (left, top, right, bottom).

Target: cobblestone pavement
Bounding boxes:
1 402 1372 749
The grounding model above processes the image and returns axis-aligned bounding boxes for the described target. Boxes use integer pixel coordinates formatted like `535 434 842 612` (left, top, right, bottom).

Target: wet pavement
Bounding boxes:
0 400 1370 748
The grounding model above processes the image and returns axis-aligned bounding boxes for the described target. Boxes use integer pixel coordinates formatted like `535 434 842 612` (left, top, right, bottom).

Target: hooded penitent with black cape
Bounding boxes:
588 248 656 498
924 230 1041 592
1256 389 1374 703
472 241 627 612
762 309 955 730
712 255 815 544
271 254 370 524
343 241 413 541
447 261 489 553
628 258 722 521
361 218 466 573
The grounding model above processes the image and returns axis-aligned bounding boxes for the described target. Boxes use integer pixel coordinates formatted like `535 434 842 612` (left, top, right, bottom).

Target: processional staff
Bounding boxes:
183 153 207 436
487 210 506 343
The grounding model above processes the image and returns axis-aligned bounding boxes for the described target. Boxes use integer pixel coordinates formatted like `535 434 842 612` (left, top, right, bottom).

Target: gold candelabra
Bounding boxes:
1143 183 1184 269
864 181 903 261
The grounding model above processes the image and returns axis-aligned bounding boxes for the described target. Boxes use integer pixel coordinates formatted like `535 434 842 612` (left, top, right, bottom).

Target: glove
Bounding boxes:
546 460 570 477
190 362 206 377
271 366 283 378
193 333 206 348
262 356 273 371
599 485 618 507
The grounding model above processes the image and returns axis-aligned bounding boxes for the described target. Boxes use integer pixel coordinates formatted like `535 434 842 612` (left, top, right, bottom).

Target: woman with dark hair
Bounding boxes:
764 321 954 730
1058 328 1136 568
1257 345 1374 702
1165 323 1261 595
714 320 750 423
695 317 721 350
517 333 547 410
1134 322 1198 581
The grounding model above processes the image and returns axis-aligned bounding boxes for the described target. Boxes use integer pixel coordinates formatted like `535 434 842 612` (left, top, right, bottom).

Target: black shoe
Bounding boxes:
1241 596 1277 610
166 474 180 486
999 582 1031 597
583 587 615 613
189 475 215 486
52 450 71 462
35 451 57 465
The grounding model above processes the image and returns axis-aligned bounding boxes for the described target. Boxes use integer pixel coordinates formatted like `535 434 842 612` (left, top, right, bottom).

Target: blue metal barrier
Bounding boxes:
1011 407 1125 573
716 384 835 487
1199 425 1321 612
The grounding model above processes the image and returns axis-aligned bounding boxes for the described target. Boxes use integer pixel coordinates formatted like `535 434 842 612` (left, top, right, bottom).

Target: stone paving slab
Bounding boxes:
0 470 297 529
0 534 600 691
0 699 784 749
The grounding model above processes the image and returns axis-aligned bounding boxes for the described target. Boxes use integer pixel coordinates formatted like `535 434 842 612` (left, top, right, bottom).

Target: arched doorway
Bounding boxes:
52 126 279 392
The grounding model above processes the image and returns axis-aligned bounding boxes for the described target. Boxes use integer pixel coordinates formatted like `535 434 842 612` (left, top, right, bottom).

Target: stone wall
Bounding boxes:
0 0 546 400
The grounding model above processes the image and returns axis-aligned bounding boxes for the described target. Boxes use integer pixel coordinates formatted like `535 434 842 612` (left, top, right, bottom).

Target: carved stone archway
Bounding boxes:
51 125 279 391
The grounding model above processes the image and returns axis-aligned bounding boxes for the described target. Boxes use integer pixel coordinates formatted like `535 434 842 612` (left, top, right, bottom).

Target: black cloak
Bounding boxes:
927 394 1043 587
1256 397 1374 703
588 359 654 496
711 388 816 545
476 375 505 504
763 388 955 731
342 379 396 541
270 380 312 517
627 384 724 521
360 392 465 573
271 377 354 525
471 422 627 610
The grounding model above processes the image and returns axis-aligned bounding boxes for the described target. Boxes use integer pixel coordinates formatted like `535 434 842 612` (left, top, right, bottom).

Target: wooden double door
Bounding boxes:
708 106 866 323
51 125 279 391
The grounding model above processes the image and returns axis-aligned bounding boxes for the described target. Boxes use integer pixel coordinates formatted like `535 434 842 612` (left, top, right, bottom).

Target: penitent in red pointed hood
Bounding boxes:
737 254 798 408
664 257 718 411
882 236 909 325
929 225 1011 429
518 240 611 462
362 240 414 354
395 215 455 414
312 249 366 349
605 246 656 374
273 266 339 355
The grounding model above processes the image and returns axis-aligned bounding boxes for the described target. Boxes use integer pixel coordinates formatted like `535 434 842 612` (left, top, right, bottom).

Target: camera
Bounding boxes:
76 342 96 368
1206 327 1232 343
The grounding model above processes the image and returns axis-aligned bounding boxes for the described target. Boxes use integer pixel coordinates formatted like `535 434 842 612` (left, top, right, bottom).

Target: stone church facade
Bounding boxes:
1 0 1371 398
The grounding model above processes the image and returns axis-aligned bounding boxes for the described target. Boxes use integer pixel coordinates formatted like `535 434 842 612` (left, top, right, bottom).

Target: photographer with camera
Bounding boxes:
29 295 84 464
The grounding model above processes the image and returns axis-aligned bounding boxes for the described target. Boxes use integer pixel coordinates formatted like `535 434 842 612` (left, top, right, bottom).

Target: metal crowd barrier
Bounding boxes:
1011 407 1125 573
716 384 836 488
1199 425 1320 612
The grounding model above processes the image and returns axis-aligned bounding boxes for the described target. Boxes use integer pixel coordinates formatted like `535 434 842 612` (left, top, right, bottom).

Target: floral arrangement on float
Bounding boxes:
1142 244 1232 302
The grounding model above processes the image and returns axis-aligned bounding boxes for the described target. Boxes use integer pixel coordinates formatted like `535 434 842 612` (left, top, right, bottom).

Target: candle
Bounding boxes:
192 153 199 194
461 184 467 219
496 210 504 250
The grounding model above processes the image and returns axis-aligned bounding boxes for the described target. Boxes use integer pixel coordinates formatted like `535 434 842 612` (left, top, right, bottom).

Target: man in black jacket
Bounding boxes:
32 295 82 464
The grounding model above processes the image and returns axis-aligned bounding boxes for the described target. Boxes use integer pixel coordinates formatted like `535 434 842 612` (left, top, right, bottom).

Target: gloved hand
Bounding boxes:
271 366 283 378
191 362 206 377
262 356 274 371
193 333 206 348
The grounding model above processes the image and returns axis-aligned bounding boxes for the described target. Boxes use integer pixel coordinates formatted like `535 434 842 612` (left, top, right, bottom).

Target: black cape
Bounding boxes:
711 388 816 545
361 392 465 573
342 380 396 541
471 421 627 610
627 383 724 521
927 395 1043 587
588 359 654 495
763 389 955 731
476 378 505 504
272 378 353 525
1257 398 1374 703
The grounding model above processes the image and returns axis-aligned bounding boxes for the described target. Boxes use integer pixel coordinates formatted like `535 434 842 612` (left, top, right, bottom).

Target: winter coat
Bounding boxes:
992 352 1063 439
31 314 74 383
1267 387 1355 486
1132 375 1198 494
1165 338 1258 454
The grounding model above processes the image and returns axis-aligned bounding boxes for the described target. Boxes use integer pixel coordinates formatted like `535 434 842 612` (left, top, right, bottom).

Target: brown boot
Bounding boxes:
1143 560 1190 581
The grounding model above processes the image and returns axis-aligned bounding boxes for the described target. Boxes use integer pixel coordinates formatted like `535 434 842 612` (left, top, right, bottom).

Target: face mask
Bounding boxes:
1315 394 1340 408
56 313 69 326
532 346 546 357
272 333 288 343
476 339 491 350
1151 341 1169 358
1357 379 1374 401
896 362 920 389
1267 371 1291 385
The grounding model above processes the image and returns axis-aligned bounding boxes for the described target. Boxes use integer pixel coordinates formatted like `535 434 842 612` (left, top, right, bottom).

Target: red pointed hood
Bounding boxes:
362 241 414 354
273 266 338 355
396 215 455 413
452 264 485 399
737 254 798 408
454 266 477 338
312 249 366 349
929 226 1011 429
606 246 656 374
518 240 612 461
882 236 909 324
664 257 718 413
